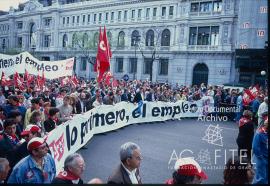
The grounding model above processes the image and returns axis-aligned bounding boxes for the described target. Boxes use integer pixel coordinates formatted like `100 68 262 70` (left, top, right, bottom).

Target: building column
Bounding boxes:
152 59 158 82
136 57 142 80
123 56 128 74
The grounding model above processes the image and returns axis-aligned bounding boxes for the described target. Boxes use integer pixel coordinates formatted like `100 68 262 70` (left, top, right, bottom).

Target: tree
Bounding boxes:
136 27 164 82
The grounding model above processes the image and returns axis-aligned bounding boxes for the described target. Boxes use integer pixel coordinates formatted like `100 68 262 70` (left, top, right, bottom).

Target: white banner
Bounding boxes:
46 97 214 173
0 52 74 79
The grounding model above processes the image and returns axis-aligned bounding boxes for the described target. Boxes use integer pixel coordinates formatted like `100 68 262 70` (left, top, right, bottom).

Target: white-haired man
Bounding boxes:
108 142 142 184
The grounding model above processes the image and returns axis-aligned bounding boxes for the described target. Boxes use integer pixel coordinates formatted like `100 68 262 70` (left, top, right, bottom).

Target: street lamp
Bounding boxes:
132 35 141 80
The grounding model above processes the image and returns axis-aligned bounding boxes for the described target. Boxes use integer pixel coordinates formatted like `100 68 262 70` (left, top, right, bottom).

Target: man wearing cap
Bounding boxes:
7 137 56 183
10 125 42 168
108 142 142 184
165 157 208 184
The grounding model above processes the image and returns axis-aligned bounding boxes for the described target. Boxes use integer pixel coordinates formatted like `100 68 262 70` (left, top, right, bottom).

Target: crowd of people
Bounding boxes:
0 77 268 184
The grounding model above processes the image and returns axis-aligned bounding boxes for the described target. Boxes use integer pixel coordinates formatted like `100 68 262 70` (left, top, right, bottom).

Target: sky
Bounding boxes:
0 0 28 11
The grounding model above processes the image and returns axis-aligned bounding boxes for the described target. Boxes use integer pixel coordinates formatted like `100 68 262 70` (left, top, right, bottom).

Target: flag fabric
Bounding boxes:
104 71 113 86
95 27 111 83
103 26 112 59
14 72 24 90
1 72 12 87
70 75 79 87
112 78 119 87
249 85 259 98
60 76 69 87
243 89 255 106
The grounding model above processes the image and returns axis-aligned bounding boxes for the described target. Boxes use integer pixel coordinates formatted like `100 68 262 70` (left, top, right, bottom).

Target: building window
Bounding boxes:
189 26 219 46
17 37 22 48
77 16 79 23
138 9 142 19
82 33 88 47
90 57 96 71
116 57 124 73
145 29 154 46
98 13 102 22
94 14 97 23
213 0 222 12
63 34 68 48
144 58 152 74
161 29 170 46
105 12 109 21
191 3 199 12
197 27 210 45
129 58 137 73
146 8 150 19
93 32 98 47
72 16 75 24
210 26 219 45
118 31 125 47
82 15 85 23
111 12 114 21
131 10 135 19
72 33 77 48
169 6 174 16
80 57 87 71
88 14 91 22
189 27 197 45
44 18 52 27
200 1 212 12
44 35 51 47
17 21 23 29
162 7 166 17
153 7 157 17
124 10 128 21
159 58 169 75
63 17 65 24
131 30 140 46
118 11 121 21
67 17 70 24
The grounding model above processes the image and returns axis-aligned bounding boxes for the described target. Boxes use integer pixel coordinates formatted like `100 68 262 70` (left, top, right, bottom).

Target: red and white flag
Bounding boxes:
1 72 12 87
94 27 111 83
60 76 70 86
70 75 79 87
14 72 24 90
104 71 113 86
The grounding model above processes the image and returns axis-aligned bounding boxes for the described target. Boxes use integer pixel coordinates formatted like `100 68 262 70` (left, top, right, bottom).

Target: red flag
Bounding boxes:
112 78 119 87
14 72 24 90
249 85 259 98
60 76 69 86
103 26 112 59
104 71 113 86
95 27 110 82
70 75 79 87
243 89 254 106
1 72 12 86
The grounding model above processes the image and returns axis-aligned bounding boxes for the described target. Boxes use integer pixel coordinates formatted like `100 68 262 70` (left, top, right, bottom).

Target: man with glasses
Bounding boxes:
7 137 56 183
52 153 85 184
108 142 142 184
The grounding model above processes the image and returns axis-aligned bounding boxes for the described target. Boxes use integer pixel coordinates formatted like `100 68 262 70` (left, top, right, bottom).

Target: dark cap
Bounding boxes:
8 95 19 102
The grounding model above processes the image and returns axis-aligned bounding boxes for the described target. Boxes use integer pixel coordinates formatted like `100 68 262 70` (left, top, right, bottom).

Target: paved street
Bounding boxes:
79 118 239 184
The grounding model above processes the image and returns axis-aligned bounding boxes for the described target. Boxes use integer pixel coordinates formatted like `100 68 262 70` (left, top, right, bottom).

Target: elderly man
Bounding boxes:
0 158 10 184
257 97 268 127
52 153 85 184
108 142 142 184
7 137 56 183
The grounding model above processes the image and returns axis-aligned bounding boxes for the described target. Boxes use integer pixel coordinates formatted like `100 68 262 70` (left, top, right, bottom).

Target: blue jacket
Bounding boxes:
7 153 56 184
251 99 260 113
252 127 268 158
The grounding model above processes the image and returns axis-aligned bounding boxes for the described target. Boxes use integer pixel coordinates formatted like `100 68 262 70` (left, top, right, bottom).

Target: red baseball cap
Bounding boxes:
27 137 45 151
21 125 41 136
174 157 208 180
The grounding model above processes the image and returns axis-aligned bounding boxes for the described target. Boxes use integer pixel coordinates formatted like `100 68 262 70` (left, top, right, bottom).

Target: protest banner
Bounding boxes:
0 52 74 79
46 97 214 173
